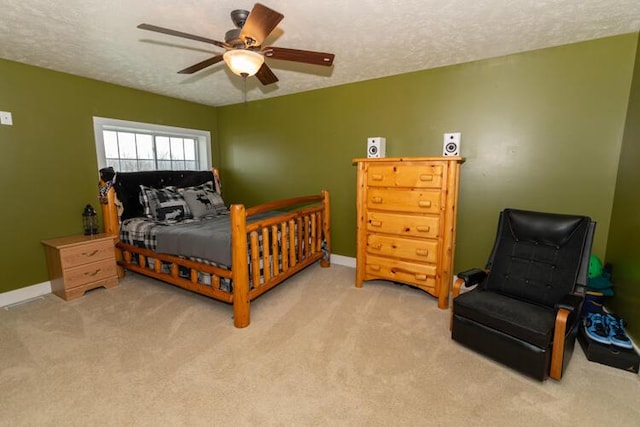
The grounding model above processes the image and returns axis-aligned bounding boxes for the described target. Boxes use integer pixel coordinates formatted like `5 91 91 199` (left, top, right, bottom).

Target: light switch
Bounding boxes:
0 111 13 126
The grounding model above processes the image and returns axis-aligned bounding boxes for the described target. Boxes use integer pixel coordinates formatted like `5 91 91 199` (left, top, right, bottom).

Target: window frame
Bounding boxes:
93 116 212 171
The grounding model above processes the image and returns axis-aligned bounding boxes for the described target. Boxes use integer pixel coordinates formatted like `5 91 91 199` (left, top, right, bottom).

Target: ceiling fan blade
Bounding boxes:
255 63 279 85
239 3 284 47
263 47 335 66
177 55 224 74
137 23 229 49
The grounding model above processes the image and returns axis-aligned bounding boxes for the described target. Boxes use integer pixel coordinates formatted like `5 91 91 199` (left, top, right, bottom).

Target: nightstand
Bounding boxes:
42 233 119 301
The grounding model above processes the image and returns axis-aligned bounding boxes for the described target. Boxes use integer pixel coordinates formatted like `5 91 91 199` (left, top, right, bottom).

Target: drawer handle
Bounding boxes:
416 225 431 233
85 268 101 277
372 197 383 204
390 267 427 281
420 174 433 181
370 220 382 227
371 174 383 181
369 264 381 272
370 243 382 250
415 249 429 257
82 250 99 257
418 200 432 208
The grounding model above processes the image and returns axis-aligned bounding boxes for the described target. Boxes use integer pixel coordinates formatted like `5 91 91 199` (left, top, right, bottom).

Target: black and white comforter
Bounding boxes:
120 211 283 266
119 211 298 292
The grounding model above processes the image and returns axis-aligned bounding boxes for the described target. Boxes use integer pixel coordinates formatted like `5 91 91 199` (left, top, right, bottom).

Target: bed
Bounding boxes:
99 168 331 328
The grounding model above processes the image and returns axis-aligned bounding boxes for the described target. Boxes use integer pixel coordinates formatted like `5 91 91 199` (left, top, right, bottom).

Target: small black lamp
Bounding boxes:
82 204 98 236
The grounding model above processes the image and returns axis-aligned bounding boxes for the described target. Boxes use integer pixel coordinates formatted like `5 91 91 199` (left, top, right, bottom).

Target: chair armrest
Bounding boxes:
457 268 487 288
450 269 487 330
555 293 583 313
550 293 584 380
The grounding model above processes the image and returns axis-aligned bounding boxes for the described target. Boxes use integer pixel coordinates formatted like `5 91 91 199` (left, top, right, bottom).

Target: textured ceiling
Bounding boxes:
1 0 639 107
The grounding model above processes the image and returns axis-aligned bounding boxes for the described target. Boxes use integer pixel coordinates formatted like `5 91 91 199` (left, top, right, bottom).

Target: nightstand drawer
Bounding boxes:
367 164 443 188
366 255 436 291
367 212 439 238
367 188 441 214
63 259 118 289
367 234 438 263
60 240 114 268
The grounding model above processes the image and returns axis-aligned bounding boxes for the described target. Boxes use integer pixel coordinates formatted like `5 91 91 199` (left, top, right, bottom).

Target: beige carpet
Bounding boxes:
1 264 639 426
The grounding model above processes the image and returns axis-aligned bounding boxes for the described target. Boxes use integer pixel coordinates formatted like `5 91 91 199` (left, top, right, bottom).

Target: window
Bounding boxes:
93 117 211 172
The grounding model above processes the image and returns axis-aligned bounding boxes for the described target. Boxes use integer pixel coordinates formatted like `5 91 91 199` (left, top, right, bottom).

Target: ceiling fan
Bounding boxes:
137 3 335 85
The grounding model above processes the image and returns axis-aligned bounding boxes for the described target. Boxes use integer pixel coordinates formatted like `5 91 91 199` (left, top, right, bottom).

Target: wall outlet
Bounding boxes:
0 111 13 126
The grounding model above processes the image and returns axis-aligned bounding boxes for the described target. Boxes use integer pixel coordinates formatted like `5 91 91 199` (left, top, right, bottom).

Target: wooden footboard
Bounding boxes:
230 191 331 327
100 171 331 328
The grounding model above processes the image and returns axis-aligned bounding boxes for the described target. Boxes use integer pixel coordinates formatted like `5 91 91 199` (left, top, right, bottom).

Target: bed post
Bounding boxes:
99 180 125 278
321 189 331 267
230 204 251 328
101 185 119 236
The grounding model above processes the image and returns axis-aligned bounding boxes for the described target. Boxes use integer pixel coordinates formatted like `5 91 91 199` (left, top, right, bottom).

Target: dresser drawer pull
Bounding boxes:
85 268 102 277
371 197 383 204
390 267 428 281
369 264 381 272
82 250 99 257
369 243 382 250
420 174 434 181
416 225 431 233
370 220 382 227
415 249 429 257
418 200 432 208
371 174 383 181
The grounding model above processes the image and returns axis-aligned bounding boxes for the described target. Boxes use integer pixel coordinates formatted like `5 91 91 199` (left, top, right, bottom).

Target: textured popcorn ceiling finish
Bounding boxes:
1 0 639 106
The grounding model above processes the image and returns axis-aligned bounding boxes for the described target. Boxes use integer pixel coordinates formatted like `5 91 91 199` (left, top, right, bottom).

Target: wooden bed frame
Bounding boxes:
100 169 331 328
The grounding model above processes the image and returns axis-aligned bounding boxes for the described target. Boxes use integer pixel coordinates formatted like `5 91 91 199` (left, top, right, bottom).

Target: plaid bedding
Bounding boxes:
119 215 318 293
120 216 234 290
120 217 165 251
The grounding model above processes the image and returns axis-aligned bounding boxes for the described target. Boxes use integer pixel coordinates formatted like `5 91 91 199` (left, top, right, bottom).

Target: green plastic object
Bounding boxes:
588 255 603 278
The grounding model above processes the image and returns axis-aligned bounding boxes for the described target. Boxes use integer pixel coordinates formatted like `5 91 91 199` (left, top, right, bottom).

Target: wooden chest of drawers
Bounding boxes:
353 157 463 308
42 233 119 301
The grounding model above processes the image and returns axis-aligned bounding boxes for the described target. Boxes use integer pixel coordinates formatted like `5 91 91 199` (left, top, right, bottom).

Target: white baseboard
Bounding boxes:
331 254 356 268
0 255 355 308
0 281 51 308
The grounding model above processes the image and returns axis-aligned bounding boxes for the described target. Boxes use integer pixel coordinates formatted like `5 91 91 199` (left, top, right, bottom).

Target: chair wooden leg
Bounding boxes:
550 308 570 380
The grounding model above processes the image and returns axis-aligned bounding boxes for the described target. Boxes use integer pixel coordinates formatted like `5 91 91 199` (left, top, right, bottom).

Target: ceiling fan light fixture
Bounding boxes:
223 49 264 77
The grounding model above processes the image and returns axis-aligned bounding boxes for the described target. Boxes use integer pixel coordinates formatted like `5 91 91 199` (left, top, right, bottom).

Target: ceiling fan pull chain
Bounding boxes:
243 75 248 105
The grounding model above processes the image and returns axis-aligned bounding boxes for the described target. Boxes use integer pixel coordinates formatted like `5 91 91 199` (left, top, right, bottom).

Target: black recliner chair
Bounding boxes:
451 209 595 380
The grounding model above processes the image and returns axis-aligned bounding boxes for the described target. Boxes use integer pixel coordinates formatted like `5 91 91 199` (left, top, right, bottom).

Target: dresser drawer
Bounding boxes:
367 212 439 238
365 255 437 291
63 259 118 289
367 234 438 263
367 164 443 188
60 240 114 268
367 188 441 214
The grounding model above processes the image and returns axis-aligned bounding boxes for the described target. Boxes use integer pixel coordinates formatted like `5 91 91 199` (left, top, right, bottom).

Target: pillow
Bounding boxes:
179 181 228 218
182 189 227 219
139 185 191 222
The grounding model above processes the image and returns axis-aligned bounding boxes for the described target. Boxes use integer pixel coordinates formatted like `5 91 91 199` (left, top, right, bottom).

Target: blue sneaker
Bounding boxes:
605 313 633 349
583 313 610 345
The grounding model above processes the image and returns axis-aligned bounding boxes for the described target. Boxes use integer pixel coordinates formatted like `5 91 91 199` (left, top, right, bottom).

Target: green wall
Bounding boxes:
217 34 638 273
0 59 217 293
1 33 639 303
606 38 640 341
